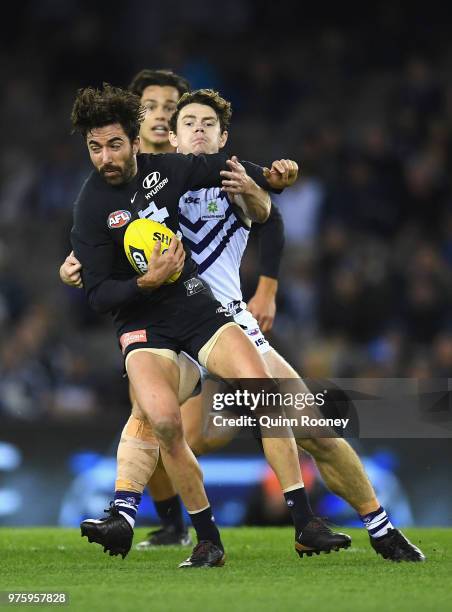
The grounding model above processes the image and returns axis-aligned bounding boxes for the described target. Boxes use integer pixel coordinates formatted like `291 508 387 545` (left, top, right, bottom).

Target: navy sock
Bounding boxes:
154 495 185 532
114 490 142 529
283 486 315 532
188 506 223 551
360 506 393 539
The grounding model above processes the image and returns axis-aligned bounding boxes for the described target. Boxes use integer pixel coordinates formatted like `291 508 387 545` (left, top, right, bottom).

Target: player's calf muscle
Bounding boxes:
297 436 340 458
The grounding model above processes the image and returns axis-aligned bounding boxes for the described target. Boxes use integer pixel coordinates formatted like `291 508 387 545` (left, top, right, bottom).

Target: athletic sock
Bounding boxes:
154 495 186 532
114 490 142 529
283 485 315 532
188 506 223 551
360 506 393 539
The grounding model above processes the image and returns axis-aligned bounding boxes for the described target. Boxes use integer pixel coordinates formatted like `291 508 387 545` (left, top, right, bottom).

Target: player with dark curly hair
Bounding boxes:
69 83 353 569
71 84 144 186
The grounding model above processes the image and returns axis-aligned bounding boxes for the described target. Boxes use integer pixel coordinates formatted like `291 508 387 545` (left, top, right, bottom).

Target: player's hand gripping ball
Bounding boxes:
124 218 182 283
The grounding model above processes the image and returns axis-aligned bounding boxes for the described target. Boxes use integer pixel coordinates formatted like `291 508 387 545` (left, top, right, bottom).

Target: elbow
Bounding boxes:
252 198 271 223
254 208 270 223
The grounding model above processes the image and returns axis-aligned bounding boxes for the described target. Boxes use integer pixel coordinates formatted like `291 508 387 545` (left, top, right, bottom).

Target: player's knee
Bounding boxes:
152 414 183 451
297 436 340 459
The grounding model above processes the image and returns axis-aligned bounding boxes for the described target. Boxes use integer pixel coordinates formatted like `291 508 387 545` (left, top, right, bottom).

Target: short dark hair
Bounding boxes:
169 89 232 133
71 83 145 141
129 69 190 99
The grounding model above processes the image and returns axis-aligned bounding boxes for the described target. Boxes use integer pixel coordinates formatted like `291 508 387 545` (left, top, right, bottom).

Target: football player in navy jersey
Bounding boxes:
68 83 354 568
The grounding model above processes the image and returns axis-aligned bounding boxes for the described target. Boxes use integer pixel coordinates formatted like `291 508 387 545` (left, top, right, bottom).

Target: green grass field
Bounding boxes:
1 528 451 612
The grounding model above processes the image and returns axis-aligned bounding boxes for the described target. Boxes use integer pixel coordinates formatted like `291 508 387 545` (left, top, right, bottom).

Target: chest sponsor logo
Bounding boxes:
143 171 160 189
119 329 147 353
201 199 225 220
142 171 169 199
107 210 132 229
184 277 205 297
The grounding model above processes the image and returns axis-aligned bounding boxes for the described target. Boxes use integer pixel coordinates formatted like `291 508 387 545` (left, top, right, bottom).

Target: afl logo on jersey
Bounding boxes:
143 171 160 189
107 210 132 229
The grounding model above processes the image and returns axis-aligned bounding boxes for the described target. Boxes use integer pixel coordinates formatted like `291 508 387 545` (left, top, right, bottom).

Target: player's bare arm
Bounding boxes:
220 155 271 223
59 251 83 288
247 203 285 332
247 276 278 333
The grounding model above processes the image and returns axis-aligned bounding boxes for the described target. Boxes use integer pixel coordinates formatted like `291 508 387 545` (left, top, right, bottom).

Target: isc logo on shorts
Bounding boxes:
108 210 132 229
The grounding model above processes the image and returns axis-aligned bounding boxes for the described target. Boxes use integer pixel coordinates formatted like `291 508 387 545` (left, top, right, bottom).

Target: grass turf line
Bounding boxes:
0 527 451 612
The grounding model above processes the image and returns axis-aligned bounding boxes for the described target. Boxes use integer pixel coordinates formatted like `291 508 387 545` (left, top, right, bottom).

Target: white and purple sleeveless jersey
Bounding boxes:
178 187 250 309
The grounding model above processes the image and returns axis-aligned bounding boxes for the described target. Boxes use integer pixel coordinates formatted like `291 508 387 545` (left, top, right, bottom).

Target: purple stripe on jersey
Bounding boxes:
183 207 235 254
197 220 242 274
179 214 208 233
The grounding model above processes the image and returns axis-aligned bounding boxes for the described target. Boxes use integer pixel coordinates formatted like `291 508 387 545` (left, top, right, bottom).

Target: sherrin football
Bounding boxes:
124 218 181 284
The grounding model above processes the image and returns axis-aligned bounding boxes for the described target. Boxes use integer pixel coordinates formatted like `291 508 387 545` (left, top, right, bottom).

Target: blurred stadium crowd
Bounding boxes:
1 2 451 421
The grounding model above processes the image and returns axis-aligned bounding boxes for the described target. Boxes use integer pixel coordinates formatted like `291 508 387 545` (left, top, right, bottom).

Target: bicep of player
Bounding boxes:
250 202 285 279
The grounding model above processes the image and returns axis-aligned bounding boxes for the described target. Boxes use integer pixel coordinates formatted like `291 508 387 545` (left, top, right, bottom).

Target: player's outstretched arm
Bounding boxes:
263 159 299 190
247 203 285 332
175 151 282 195
220 156 271 223
59 251 83 288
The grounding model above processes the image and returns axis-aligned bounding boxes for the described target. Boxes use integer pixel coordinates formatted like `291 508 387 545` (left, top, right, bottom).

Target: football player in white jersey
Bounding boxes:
131 89 423 561
61 76 424 562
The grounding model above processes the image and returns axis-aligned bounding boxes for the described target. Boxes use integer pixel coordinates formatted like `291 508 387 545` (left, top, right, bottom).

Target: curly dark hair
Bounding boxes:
71 83 145 141
169 89 232 133
129 69 190 99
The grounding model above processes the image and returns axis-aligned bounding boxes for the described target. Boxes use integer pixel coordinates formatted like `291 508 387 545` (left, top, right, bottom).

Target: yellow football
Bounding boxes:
124 218 181 283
